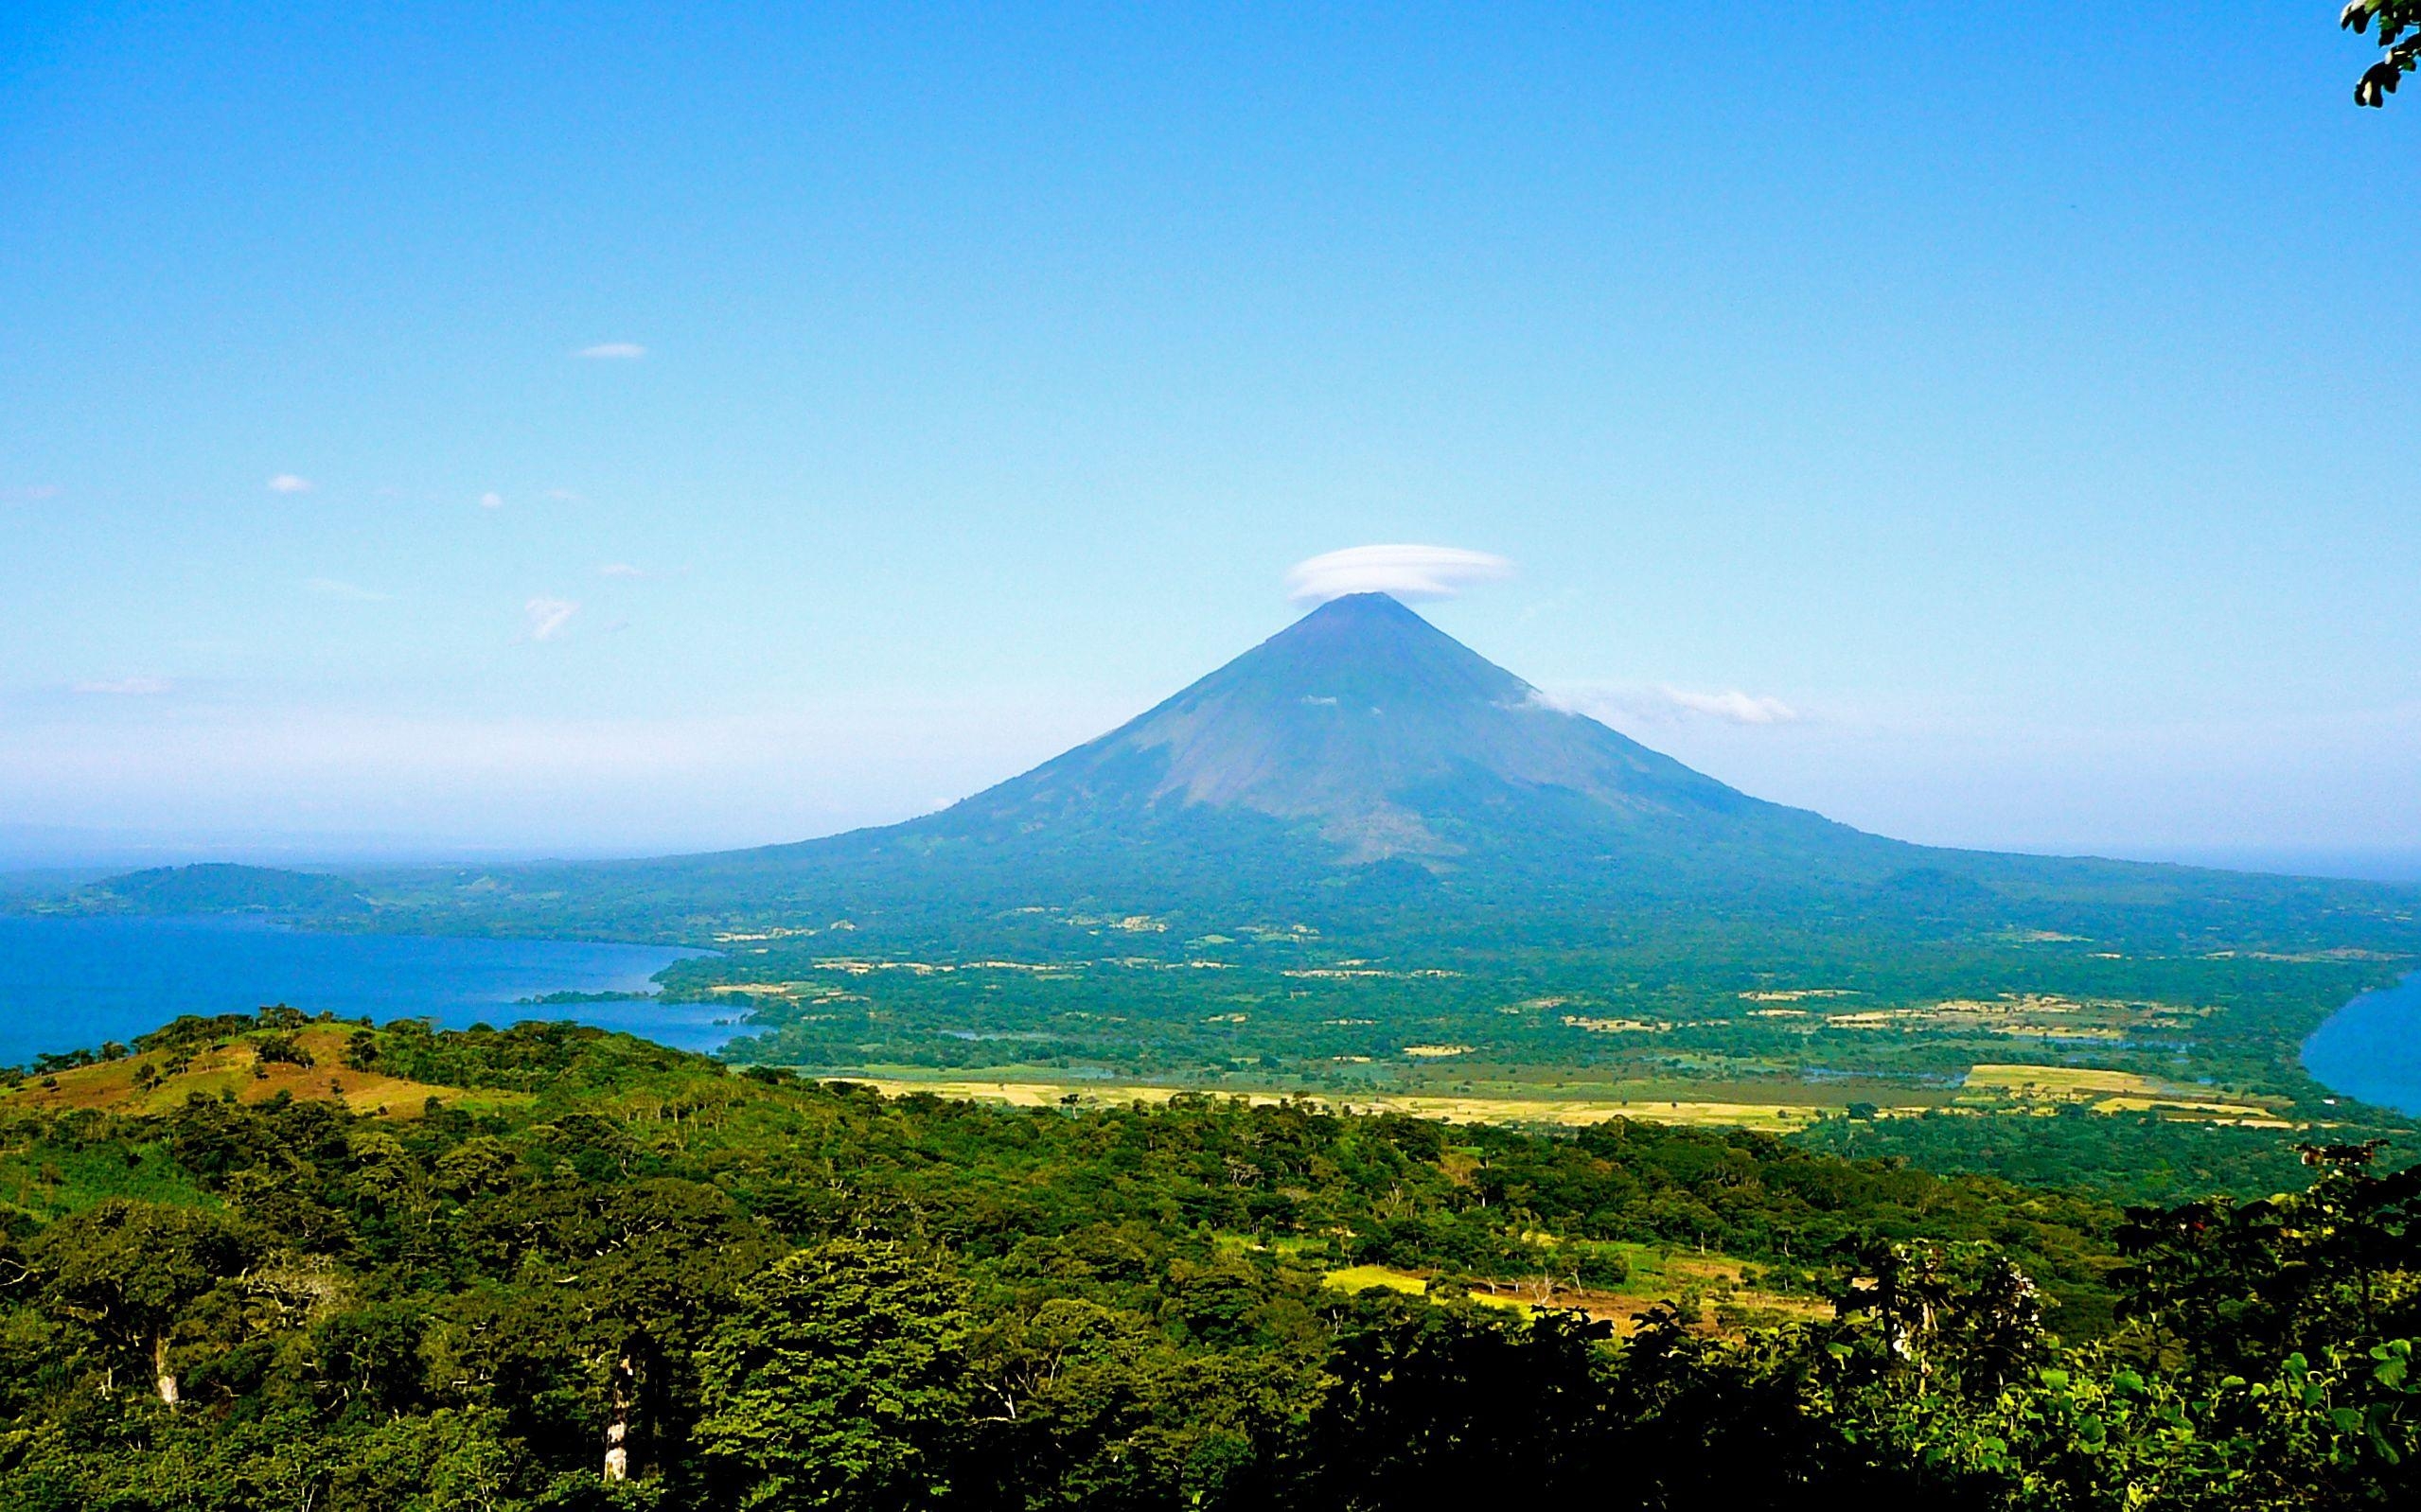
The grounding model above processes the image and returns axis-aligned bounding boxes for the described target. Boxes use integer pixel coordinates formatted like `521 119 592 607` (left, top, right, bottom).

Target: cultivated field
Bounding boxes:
1323 1253 1833 1337
849 1075 1829 1129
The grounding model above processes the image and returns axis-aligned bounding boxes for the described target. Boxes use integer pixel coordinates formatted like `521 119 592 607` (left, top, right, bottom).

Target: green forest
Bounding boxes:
1 1012 2415 1509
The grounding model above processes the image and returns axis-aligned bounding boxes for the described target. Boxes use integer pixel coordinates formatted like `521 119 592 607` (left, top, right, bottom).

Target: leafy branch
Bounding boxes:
2344 0 2421 105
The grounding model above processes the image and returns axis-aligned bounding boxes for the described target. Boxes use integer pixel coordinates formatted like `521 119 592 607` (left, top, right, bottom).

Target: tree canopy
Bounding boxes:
0 1013 2414 1508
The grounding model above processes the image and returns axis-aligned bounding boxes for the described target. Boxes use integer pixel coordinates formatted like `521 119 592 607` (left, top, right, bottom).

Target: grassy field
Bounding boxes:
1323 1263 1529 1312
1322 1251 1834 1338
2 1024 532 1120
842 1056 2313 1134
849 1075 1832 1130
1953 1062 2291 1125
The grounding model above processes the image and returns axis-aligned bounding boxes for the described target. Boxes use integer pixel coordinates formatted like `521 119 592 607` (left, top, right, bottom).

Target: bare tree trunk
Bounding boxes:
153 1333 180 1409
602 1354 633 1482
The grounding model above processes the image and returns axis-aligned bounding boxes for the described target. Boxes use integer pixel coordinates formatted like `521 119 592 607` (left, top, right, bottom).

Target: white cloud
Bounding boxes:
479 491 504 510
524 597 579 642
267 474 312 494
303 577 393 602
1284 544 1514 605
598 562 645 578
1538 684 1802 728
1663 689 1799 725
74 677 172 696
576 343 646 360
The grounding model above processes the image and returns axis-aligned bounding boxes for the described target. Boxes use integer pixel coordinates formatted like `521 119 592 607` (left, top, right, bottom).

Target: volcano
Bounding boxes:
93 591 2421 962
522 591 1947 946
923 592 1890 874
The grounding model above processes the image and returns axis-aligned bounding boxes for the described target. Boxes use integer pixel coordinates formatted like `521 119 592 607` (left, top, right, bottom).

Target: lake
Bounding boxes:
0 913 735 1065
2303 970 2421 1116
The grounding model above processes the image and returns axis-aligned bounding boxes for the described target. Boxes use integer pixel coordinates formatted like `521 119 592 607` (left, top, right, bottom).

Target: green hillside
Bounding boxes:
49 863 370 917
0 1011 2414 1508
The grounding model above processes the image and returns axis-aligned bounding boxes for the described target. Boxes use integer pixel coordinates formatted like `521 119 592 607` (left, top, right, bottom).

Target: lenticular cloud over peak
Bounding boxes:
1284 544 1513 605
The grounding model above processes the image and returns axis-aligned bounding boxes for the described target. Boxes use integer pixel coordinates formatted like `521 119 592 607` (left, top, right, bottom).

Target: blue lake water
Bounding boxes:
0 914 737 1065
2303 971 2421 1116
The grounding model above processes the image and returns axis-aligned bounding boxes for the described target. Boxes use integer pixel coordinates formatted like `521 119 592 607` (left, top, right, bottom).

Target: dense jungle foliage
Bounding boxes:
1789 1104 2420 1205
0 1012 2414 1509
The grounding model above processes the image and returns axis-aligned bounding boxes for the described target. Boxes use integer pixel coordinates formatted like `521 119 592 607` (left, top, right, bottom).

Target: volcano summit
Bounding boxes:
860 590 1907 907
937 592 1855 867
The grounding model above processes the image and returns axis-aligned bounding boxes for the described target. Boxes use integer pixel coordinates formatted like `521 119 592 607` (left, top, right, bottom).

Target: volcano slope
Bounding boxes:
84 595 2421 1118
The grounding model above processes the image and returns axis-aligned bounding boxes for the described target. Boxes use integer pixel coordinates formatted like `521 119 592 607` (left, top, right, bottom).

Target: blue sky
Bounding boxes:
3 3 2417 873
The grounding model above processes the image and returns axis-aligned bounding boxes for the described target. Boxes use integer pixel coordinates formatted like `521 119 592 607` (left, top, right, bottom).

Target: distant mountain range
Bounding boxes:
37 593 2421 962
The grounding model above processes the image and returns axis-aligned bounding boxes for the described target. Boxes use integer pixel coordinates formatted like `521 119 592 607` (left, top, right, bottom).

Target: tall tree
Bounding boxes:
35 1199 253 1407
697 1239 974 1511
1295 1295 1616 1510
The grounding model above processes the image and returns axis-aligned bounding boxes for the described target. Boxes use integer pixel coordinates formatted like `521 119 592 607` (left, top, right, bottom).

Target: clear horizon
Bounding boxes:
7 5 2418 869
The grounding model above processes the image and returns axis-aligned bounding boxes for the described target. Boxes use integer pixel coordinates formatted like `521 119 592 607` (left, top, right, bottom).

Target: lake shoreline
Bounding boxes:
0 913 734 1065
2302 969 2421 1117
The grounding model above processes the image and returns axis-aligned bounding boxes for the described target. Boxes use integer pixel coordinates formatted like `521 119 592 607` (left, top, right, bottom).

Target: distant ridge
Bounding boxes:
68 863 369 917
